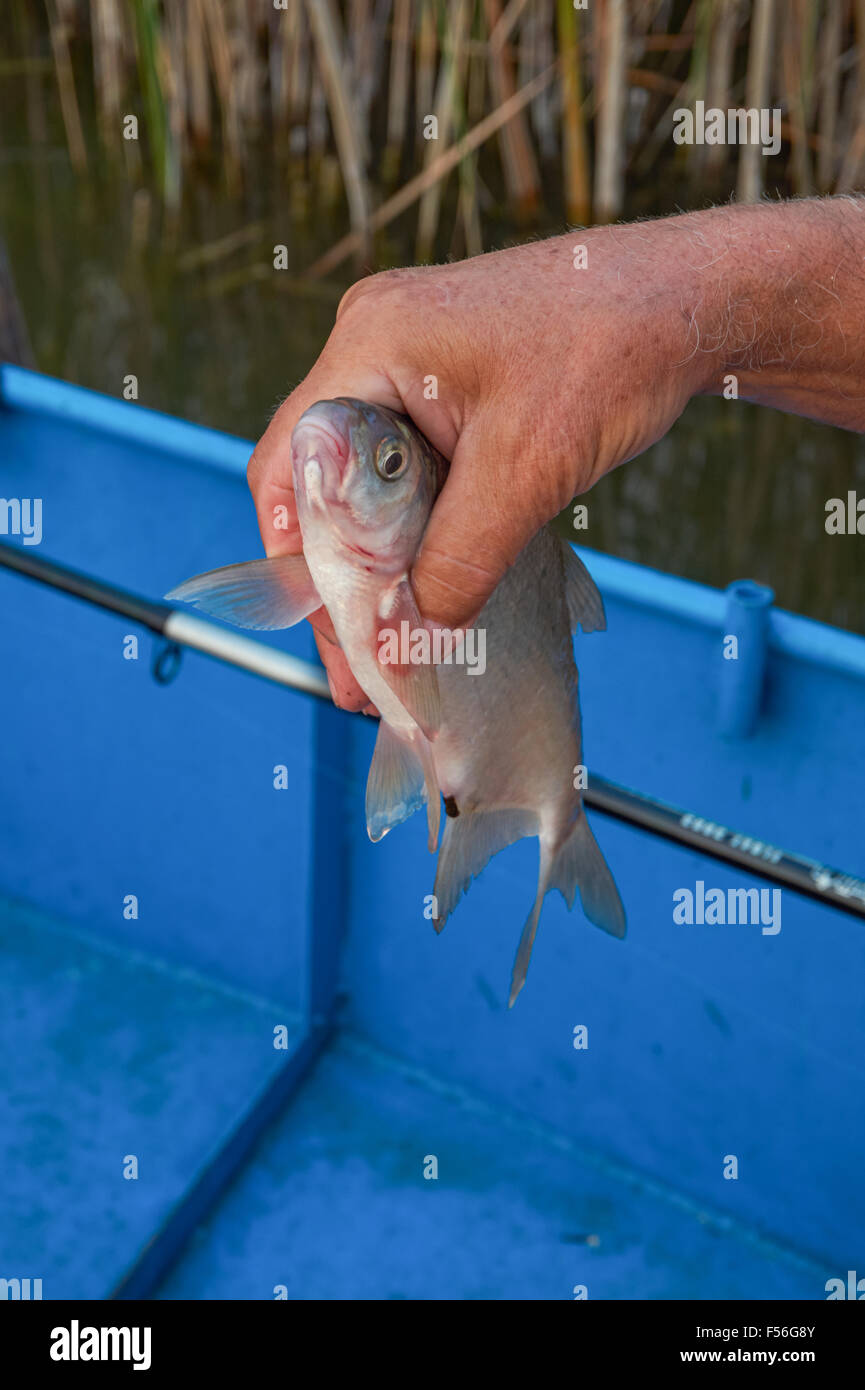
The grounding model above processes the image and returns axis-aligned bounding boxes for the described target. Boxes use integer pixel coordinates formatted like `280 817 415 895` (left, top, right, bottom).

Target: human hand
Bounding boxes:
247 221 719 711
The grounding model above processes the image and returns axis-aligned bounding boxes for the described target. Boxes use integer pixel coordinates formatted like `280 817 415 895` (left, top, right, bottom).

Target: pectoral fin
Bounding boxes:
166 555 321 630
366 721 426 842
375 580 441 739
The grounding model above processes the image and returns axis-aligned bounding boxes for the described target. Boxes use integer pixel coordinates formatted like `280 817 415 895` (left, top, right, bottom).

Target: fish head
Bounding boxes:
291 398 445 573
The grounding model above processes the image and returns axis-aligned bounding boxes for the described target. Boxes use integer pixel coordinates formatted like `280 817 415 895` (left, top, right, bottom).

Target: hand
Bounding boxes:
247 198 865 712
248 223 708 710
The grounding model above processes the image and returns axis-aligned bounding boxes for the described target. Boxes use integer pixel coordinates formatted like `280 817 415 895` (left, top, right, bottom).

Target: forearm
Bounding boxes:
656 196 865 430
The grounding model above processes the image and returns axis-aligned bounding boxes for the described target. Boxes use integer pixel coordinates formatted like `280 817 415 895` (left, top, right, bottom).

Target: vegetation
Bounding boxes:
5 1 864 277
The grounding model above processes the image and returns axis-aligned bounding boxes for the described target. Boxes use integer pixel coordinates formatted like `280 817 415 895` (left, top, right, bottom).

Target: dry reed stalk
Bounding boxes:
90 0 125 139
837 0 865 190
186 0 211 145
347 0 373 166
268 1 288 126
45 0 87 172
593 0 627 221
307 56 559 277
163 0 186 201
384 0 413 178
453 9 484 260
198 0 243 188
523 0 555 161
415 0 437 156
686 0 713 179
305 0 372 261
457 168 484 257
704 0 742 173
232 0 262 134
416 0 471 261
488 0 531 51
466 3 488 125
816 0 844 190
289 0 311 127
781 0 814 195
483 0 541 216
307 67 329 163
177 222 266 271
736 0 775 202
557 0 590 224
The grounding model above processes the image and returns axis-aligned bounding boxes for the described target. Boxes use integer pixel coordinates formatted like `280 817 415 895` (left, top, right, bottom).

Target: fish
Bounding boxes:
167 398 626 1004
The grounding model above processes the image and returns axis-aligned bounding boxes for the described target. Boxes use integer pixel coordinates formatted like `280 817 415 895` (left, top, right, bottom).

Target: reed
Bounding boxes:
557 0 590 225
4 1 864 270
736 0 775 202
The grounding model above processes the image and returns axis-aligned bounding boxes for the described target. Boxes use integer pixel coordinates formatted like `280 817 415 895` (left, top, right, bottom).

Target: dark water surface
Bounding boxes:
2 120 863 636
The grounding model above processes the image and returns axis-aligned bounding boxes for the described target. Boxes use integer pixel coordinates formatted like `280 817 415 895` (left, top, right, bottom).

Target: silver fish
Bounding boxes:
168 398 626 1003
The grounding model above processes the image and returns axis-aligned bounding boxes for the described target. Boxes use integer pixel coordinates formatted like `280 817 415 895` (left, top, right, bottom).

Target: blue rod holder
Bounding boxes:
718 579 775 738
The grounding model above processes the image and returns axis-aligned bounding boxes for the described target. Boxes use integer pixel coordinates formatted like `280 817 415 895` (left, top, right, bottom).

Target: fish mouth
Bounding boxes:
296 414 348 461
292 404 351 466
291 409 352 504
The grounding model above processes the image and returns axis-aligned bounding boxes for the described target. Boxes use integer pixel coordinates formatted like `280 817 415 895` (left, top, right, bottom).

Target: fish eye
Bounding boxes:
375 442 408 481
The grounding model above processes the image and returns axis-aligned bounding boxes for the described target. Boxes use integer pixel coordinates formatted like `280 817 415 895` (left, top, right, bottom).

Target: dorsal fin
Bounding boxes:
560 543 606 634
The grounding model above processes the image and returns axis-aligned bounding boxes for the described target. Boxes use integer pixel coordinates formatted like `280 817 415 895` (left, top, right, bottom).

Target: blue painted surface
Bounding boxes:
0 895 297 1299
156 1036 833 1301
718 580 774 737
1 368 863 1298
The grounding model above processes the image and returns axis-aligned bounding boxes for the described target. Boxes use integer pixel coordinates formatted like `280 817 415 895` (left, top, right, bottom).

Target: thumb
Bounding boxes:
411 414 550 630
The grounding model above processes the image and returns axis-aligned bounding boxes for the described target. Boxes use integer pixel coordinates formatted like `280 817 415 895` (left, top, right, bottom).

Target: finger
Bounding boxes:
312 626 371 712
411 414 551 630
248 347 404 560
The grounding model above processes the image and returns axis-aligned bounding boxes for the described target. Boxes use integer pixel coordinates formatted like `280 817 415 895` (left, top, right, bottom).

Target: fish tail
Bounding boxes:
433 807 538 934
508 858 549 1008
552 811 626 939
508 813 625 1008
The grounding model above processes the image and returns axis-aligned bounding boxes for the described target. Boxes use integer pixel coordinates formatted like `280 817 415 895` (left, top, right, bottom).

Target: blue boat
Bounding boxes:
1 365 863 1301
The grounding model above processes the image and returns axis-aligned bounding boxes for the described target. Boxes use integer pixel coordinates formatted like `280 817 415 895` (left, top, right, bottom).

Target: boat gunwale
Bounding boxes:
3 363 864 683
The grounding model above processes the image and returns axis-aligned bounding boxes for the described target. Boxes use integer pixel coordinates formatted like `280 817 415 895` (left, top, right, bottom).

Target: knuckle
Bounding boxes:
336 267 418 322
246 440 265 494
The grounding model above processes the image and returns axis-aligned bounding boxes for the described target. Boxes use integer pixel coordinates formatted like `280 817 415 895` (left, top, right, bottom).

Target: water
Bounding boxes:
2 105 863 635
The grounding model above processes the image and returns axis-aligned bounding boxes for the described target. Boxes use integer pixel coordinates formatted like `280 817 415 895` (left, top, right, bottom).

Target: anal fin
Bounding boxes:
375 579 441 739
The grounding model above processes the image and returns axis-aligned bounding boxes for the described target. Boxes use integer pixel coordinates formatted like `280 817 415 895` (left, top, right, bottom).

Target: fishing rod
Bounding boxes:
0 539 329 699
2 539 864 919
